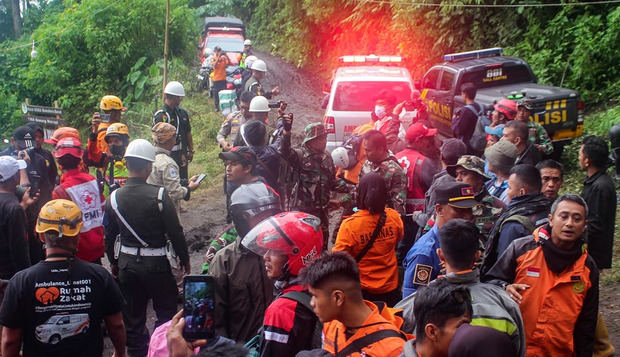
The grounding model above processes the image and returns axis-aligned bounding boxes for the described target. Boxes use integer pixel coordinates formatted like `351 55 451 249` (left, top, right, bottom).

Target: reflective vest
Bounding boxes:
395 148 427 214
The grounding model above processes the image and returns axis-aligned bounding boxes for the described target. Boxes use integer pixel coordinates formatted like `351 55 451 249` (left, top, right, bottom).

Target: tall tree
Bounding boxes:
9 0 21 38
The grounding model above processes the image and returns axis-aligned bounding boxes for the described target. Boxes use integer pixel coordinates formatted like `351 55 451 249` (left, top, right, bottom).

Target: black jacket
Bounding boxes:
582 170 616 269
515 143 542 166
103 178 189 265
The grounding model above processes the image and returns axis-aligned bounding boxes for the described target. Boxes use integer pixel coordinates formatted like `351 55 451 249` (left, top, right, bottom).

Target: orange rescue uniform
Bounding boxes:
333 208 403 294
337 122 374 184
322 300 407 357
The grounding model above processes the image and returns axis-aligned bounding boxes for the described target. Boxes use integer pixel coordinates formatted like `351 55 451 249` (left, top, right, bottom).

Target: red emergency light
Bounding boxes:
339 55 402 64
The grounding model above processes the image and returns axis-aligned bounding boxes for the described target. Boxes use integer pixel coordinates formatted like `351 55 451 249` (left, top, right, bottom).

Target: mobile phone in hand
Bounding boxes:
196 174 207 184
183 275 216 341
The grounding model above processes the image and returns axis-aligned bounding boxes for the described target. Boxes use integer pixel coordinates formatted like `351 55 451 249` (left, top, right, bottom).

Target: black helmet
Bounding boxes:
230 181 282 238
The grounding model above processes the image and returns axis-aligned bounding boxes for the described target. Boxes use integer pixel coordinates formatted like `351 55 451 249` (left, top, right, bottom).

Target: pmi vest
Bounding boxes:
396 148 427 213
64 180 104 233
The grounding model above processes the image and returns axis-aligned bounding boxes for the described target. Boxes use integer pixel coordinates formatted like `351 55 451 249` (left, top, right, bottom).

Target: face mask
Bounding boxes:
374 105 387 119
109 145 125 158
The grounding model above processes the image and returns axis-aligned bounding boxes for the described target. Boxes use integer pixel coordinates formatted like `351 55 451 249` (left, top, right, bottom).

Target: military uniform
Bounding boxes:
359 156 407 217
244 76 273 99
103 177 189 357
147 146 190 213
527 121 553 155
280 123 347 245
153 103 192 180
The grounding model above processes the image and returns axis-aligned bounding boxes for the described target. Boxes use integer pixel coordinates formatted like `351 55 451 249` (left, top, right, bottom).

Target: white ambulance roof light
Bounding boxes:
444 47 503 62
339 55 403 64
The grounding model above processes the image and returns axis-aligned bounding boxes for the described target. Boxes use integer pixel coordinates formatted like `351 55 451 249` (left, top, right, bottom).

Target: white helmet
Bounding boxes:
124 139 156 162
164 81 186 97
245 55 258 68
249 96 270 113
251 59 267 72
331 147 350 169
204 47 213 56
244 39 252 46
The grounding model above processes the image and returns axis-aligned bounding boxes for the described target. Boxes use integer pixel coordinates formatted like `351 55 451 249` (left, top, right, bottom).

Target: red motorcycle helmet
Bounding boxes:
241 211 323 277
494 99 518 120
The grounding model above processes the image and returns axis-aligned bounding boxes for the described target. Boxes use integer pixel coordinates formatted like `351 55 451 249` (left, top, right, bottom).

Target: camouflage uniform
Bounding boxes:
527 121 554 155
447 155 506 241
359 156 407 217
280 123 349 245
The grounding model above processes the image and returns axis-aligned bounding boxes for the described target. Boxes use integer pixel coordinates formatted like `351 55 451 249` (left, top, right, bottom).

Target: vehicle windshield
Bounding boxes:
333 81 412 111
44 316 60 324
459 64 535 89
206 37 244 53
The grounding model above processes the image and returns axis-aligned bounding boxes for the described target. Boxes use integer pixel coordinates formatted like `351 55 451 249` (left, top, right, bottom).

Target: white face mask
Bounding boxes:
374 105 387 119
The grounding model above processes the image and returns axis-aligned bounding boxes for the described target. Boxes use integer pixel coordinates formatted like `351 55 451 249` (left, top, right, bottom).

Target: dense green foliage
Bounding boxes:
0 0 199 135
223 0 620 105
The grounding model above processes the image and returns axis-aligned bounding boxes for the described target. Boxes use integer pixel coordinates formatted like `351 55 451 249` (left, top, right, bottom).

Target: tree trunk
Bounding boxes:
10 0 21 39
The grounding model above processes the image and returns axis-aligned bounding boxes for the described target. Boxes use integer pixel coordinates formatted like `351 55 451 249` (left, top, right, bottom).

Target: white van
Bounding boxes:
323 55 415 153
35 313 90 344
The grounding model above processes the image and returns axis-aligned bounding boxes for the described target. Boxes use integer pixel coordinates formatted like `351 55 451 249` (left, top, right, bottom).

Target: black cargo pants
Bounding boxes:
118 253 178 357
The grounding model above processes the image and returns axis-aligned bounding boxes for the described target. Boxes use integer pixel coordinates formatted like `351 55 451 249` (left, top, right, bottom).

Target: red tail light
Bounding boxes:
324 116 335 134
577 100 585 123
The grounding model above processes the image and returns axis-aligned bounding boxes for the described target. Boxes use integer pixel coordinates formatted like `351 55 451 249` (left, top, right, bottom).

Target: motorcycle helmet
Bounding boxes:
241 211 323 277
230 181 282 238
494 99 517 120
331 147 350 169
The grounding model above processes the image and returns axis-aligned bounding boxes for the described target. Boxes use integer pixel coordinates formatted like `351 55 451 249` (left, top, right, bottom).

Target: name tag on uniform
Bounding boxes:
526 267 540 277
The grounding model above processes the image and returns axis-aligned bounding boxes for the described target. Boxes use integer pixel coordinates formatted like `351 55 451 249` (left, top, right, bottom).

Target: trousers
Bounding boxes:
118 253 178 357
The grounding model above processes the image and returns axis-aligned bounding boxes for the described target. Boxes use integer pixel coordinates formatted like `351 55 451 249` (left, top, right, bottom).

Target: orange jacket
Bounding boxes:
333 208 403 294
94 122 110 156
337 122 374 184
485 226 599 357
322 300 407 357
212 55 229 82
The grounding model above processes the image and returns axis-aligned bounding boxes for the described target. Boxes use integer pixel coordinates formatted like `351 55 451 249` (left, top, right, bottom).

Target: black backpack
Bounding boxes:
340 133 364 170
280 291 323 349
463 104 491 152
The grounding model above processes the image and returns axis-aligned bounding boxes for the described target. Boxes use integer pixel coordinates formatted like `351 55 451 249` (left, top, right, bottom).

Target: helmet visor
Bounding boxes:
241 215 298 258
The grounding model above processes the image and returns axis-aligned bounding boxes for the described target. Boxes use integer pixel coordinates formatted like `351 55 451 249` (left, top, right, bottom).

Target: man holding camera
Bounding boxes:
153 81 194 182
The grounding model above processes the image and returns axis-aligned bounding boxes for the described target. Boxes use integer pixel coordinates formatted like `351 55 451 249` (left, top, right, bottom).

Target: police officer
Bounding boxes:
153 81 194 181
279 118 349 246
104 139 190 357
244 59 280 99
148 122 202 214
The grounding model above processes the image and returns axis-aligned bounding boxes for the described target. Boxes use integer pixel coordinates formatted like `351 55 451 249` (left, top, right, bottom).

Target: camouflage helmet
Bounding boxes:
447 155 491 180
302 123 327 145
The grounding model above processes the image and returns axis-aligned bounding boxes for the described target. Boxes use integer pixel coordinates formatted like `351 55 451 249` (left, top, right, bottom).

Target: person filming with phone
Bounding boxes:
90 95 125 155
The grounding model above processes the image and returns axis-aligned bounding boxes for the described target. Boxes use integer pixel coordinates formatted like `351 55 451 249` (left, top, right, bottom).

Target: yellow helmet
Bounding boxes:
100 95 125 111
105 122 130 142
36 199 83 237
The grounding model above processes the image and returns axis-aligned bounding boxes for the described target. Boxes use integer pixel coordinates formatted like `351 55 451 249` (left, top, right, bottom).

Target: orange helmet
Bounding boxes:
45 127 81 145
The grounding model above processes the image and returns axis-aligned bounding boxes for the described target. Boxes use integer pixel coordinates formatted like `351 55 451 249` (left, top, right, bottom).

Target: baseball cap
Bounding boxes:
484 124 504 137
440 138 468 166
54 137 83 159
406 122 437 143
13 126 35 150
484 140 518 173
303 123 327 145
26 122 44 134
0 156 27 183
447 155 491 180
45 127 81 145
218 146 257 166
435 181 478 208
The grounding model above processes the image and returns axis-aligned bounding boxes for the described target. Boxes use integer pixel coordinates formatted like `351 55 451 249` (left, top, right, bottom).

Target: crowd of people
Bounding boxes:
0 51 617 357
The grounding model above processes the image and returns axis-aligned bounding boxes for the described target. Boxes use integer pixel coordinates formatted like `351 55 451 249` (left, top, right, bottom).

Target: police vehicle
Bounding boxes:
322 55 415 153
419 47 584 157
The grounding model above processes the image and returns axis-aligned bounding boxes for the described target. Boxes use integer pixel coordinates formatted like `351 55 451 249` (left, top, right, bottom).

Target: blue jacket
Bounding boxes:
402 225 442 298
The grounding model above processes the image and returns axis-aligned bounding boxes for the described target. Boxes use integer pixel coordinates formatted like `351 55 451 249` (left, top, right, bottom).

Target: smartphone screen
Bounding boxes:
196 173 206 184
100 113 111 123
183 275 215 340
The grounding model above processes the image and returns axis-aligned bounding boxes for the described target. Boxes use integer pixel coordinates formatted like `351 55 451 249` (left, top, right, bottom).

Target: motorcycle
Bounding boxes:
226 66 243 93
196 61 213 95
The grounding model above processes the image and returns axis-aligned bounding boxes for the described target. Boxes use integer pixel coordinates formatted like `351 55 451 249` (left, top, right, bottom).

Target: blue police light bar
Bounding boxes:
444 47 503 62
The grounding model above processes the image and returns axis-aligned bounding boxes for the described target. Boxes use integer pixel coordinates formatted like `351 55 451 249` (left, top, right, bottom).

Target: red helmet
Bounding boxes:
54 137 83 159
241 211 323 277
494 99 517 120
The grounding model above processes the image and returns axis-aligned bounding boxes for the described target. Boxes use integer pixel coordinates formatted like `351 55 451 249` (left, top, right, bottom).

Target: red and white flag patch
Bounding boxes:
526 267 540 277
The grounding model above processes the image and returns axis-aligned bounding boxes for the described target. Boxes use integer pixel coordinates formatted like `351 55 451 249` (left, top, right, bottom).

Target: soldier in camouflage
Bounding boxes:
359 130 407 217
447 155 505 241
279 120 349 247
516 100 554 155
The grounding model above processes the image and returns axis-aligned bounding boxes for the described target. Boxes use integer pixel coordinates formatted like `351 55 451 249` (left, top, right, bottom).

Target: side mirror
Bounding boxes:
414 79 422 91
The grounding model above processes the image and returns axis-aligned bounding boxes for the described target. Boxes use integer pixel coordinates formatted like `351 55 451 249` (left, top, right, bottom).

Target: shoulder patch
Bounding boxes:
413 264 433 285
168 166 178 178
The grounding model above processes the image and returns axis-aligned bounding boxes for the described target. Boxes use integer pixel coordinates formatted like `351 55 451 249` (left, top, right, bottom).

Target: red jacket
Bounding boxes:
53 169 105 262
395 148 428 213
